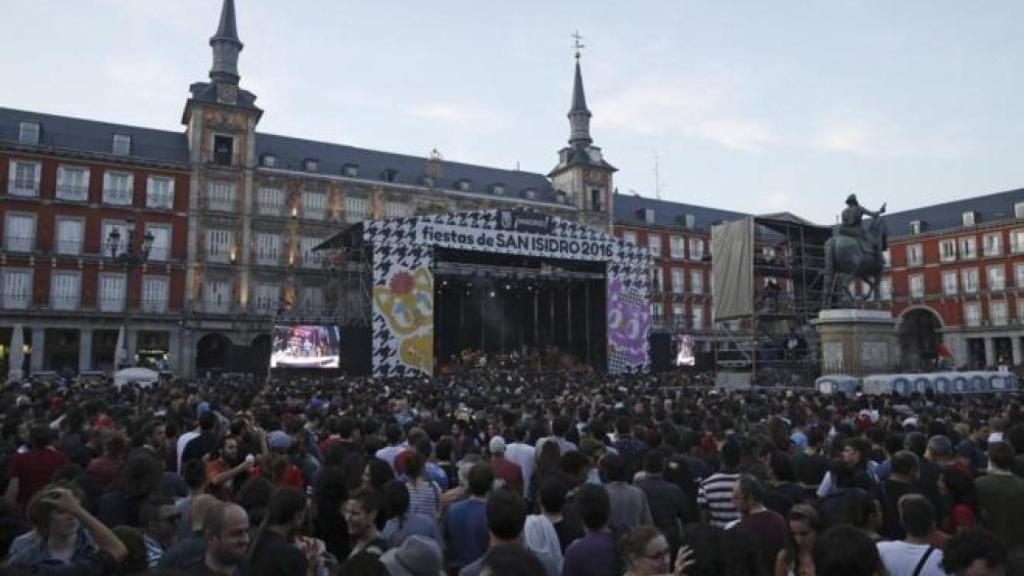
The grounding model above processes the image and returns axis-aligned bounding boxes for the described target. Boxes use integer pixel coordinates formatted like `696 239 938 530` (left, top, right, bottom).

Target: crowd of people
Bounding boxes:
0 368 1022 575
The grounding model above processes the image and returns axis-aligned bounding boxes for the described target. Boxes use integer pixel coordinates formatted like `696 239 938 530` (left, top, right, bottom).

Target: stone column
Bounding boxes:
30 328 45 372
1013 336 1023 366
984 337 995 367
169 327 181 375
79 328 93 372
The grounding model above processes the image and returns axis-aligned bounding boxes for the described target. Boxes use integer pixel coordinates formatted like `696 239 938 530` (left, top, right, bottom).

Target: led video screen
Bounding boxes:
674 334 696 367
271 325 340 369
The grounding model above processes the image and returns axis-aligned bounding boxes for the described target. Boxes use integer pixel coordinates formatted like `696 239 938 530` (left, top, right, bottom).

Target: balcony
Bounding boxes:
1 291 31 310
3 235 35 253
56 184 89 202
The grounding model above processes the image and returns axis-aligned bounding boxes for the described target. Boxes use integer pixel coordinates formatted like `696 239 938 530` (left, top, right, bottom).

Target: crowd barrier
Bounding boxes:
815 371 1020 395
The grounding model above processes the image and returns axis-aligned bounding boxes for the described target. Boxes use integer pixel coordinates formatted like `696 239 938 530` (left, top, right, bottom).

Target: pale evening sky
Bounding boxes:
3 0 1024 223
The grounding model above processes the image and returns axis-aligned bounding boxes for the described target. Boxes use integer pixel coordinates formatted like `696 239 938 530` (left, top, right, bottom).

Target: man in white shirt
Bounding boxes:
503 428 536 497
877 494 945 576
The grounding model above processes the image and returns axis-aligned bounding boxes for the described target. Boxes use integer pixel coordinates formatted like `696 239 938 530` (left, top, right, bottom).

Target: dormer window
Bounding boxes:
639 208 655 224
421 175 434 187
491 184 505 196
456 179 471 192
1015 202 1024 219
213 135 234 166
261 154 277 168
381 169 398 183
962 211 976 227
112 134 131 156
18 122 39 145
910 220 922 235
556 190 567 204
342 164 358 177
524 188 536 200
685 213 695 229
303 158 319 172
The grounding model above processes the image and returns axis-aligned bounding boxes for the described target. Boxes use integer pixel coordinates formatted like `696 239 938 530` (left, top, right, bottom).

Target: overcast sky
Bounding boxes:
4 0 1024 223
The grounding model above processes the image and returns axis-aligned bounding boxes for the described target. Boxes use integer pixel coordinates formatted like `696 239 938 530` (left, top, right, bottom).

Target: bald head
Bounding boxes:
204 503 250 567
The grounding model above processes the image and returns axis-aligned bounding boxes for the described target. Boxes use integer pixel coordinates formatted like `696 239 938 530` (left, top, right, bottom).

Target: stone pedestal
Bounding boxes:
813 309 899 375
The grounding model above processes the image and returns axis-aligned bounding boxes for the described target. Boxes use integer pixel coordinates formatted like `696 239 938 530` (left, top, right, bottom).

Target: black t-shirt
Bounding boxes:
793 452 829 487
246 531 308 576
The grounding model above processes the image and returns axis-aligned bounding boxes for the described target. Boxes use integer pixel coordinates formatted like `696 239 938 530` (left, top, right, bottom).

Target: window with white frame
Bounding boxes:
254 283 279 313
689 238 705 260
1018 299 1024 323
962 211 976 227
1016 262 1024 288
962 268 980 294
958 236 977 259
692 305 704 329
102 171 133 205
906 244 923 266
300 236 323 268
4 213 35 253
648 235 662 258
55 218 83 255
882 249 891 268
142 276 168 313
203 279 231 313
384 200 412 219
301 286 324 314
98 273 126 312
622 231 638 245
101 220 128 257
8 160 40 196
684 214 696 228
301 191 327 220
672 304 686 322
344 196 371 222
652 268 663 293
257 186 284 216
670 236 685 259
111 134 131 156
690 270 703 294
255 232 281 266
879 277 892 301
984 233 1002 257
207 181 236 212
939 239 957 262
18 122 39 145
990 300 1008 326
1 269 31 309
146 224 171 261
1012 230 1024 254
651 302 664 317
988 265 1006 292
910 274 925 298
205 229 233 263
146 176 174 209
1017 202 1024 219
964 302 982 327
50 271 79 311
56 165 89 201
911 221 922 235
671 269 685 294
943 270 958 296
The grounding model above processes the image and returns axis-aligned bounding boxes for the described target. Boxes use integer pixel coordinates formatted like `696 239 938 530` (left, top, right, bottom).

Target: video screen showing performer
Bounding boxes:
270 325 340 369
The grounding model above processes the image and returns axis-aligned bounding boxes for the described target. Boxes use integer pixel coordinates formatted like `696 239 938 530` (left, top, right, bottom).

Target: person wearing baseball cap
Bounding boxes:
379 535 444 576
488 436 523 495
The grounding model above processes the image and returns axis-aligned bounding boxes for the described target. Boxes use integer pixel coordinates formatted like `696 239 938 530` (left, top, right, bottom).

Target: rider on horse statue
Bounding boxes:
839 194 886 245
823 194 889 308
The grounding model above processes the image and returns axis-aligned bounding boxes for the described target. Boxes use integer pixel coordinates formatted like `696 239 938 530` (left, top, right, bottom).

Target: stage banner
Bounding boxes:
711 217 754 321
371 243 434 378
416 222 616 261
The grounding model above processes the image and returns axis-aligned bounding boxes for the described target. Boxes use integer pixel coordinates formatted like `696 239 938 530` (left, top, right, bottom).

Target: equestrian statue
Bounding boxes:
822 194 888 308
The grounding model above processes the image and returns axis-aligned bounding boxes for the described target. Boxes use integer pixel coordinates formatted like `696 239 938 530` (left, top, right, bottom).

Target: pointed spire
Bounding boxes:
567 53 593 148
209 0 243 85
570 58 589 115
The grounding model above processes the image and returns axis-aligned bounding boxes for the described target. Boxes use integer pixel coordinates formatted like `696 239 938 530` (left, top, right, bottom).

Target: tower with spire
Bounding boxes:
549 33 616 231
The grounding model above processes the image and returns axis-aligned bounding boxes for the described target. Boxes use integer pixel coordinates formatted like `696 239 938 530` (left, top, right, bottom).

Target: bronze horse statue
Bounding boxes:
822 213 888 308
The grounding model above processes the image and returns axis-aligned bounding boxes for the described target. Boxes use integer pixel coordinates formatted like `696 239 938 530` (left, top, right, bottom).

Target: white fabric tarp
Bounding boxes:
113 326 126 369
113 367 158 389
7 324 24 382
711 218 754 321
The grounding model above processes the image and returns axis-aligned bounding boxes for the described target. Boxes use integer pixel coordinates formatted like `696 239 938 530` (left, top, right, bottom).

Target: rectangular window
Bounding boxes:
102 171 133 205
943 270 958 296
939 239 956 262
689 238 705 261
990 301 1009 326
1017 202 1024 219
670 236 685 259
962 268 980 294
671 269 685 294
300 286 324 314
910 274 925 298
262 155 277 168
8 160 40 196
207 181 236 212
254 283 279 313
257 186 284 216
882 249 891 269
344 196 371 222
301 191 328 220
4 213 35 253
142 276 168 313
55 218 83 256
692 305 704 329
204 279 231 313
651 302 664 317
963 211 976 227
1016 263 1024 288
101 220 128 257
984 233 1002 257
50 271 80 311
622 231 638 245
1012 230 1024 254
304 159 319 172
1018 299 1024 324
958 236 977 259
987 265 1006 292
879 277 893 301
255 232 282 266
205 229 233 263
652 269 663 293
146 224 171 261
18 121 39 145
906 244 923 266
56 165 89 201
112 134 131 156
300 236 324 268
146 176 175 209
672 304 686 322
690 270 703 294
98 274 126 312
964 302 981 327
384 200 411 219
1 269 31 309
647 235 662 258
213 135 233 166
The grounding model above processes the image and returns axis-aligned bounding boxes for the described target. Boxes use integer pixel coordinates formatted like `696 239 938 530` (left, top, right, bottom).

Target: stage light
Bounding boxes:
489 290 496 298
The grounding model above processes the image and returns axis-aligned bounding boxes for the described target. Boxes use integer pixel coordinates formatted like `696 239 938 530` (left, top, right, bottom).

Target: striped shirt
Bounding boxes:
697 472 741 528
406 479 442 518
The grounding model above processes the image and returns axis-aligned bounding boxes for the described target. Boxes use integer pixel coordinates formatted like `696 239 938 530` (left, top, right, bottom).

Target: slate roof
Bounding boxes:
0 107 189 165
884 187 1024 238
613 193 748 231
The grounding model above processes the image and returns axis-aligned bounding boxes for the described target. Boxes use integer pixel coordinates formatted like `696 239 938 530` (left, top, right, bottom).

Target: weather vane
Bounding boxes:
572 30 585 60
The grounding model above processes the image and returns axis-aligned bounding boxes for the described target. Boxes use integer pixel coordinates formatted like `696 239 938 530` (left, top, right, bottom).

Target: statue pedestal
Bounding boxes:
812 309 899 375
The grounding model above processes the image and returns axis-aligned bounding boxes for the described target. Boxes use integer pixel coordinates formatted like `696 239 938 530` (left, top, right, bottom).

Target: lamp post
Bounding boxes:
106 219 154 369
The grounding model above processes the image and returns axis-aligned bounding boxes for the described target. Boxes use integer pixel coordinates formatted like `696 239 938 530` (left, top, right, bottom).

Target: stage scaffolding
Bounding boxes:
318 224 372 328
711 214 831 387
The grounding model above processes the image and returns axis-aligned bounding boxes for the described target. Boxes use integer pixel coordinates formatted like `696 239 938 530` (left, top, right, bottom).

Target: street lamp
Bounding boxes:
106 218 155 369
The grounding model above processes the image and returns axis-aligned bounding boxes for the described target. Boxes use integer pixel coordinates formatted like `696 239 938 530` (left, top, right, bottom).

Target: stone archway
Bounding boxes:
195 333 232 372
898 307 943 370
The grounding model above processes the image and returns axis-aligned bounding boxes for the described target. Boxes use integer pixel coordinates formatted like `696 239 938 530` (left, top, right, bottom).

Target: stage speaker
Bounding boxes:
340 326 372 376
650 333 672 372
